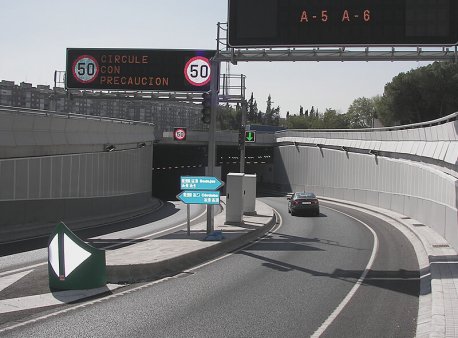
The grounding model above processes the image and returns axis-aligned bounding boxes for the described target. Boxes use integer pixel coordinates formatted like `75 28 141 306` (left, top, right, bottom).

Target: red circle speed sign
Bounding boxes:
184 56 211 87
72 55 99 84
174 128 187 141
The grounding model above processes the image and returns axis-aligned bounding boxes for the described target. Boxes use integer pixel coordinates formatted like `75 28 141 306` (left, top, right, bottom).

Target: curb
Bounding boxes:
106 207 277 284
318 196 456 338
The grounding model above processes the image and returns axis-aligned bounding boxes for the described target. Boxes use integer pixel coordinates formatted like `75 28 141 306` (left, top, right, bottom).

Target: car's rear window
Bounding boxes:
295 192 316 199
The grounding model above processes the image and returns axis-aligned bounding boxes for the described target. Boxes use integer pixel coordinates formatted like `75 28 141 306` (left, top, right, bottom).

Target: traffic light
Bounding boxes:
201 91 211 124
239 125 246 147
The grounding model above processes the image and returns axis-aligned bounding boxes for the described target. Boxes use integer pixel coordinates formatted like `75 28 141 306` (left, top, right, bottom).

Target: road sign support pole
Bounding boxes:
240 99 247 173
206 58 219 235
187 204 191 236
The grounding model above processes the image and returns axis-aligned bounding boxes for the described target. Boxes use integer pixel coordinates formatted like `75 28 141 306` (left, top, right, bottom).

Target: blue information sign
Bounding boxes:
177 190 221 205
180 176 224 191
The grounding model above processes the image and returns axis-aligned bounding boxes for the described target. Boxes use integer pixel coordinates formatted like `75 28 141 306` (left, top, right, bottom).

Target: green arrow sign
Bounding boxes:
245 131 256 143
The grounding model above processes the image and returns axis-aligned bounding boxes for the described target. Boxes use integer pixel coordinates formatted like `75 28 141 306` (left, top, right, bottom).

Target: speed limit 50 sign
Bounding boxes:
184 56 211 87
66 49 217 92
72 55 99 84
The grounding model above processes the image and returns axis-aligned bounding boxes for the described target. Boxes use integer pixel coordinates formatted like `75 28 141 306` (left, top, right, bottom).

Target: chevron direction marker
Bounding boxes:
48 222 106 291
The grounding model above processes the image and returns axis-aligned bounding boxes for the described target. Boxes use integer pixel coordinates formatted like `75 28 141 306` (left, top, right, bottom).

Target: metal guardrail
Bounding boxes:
0 105 155 127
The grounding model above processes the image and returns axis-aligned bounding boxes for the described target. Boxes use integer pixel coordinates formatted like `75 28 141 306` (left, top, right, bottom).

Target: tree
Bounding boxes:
216 104 240 130
272 106 281 126
346 97 376 128
286 115 310 129
377 61 458 125
265 94 274 125
323 109 349 129
247 92 258 123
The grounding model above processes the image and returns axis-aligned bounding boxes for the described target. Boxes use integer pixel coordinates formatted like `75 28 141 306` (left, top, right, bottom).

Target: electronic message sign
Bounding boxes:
66 49 216 91
228 0 458 47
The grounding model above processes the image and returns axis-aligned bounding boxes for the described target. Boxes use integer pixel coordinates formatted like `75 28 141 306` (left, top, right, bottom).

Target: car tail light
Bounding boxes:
311 199 318 204
292 200 300 206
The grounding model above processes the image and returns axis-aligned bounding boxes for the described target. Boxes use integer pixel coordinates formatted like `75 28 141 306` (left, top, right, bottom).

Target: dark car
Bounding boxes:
287 192 320 216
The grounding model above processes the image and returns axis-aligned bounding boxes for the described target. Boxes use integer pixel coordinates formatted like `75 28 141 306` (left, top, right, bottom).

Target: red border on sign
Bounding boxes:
174 128 187 141
184 56 211 87
71 55 99 84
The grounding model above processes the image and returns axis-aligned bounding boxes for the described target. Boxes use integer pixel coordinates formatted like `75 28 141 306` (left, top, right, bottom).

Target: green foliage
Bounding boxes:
247 92 258 123
286 114 311 129
346 97 376 128
323 108 350 129
216 61 458 131
378 61 458 125
216 104 240 130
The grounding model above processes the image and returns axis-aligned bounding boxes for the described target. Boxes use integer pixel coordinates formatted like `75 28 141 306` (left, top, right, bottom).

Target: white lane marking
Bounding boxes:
0 284 123 314
0 270 34 293
0 208 281 334
363 277 420 281
101 204 208 249
0 204 208 276
183 209 282 272
0 263 47 278
311 206 379 338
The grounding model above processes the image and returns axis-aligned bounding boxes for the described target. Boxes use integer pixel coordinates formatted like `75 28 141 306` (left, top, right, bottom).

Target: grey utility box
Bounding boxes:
243 174 257 215
225 173 245 225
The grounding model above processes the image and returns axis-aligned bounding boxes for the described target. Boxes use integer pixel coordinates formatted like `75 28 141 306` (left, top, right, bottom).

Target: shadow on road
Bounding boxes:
0 201 179 256
238 231 420 297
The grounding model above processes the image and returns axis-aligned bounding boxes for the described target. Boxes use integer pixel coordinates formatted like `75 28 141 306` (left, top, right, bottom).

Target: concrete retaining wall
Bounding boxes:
0 108 157 242
0 107 155 158
0 146 155 242
272 114 458 251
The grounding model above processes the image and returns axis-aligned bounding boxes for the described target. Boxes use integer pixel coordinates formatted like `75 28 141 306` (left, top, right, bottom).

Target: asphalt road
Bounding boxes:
1 197 419 337
0 201 206 272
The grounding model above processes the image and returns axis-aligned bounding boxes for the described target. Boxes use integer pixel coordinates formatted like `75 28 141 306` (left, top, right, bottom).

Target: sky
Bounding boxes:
0 0 434 117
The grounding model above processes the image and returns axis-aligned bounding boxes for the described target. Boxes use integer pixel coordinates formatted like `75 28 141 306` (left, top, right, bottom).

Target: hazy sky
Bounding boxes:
0 0 433 116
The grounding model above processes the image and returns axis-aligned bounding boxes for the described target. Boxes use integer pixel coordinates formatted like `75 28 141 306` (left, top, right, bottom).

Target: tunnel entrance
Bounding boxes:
152 144 273 200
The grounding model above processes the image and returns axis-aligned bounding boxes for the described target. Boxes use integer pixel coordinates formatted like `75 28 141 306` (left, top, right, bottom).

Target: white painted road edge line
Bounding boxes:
311 206 380 338
183 209 282 273
319 198 433 338
0 284 123 314
0 204 208 277
0 208 280 334
0 270 34 293
0 264 44 278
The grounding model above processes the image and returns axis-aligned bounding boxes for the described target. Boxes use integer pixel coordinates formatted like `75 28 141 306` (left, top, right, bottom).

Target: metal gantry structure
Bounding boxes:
54 70 246 104
54 20 458 234
214 22 458 64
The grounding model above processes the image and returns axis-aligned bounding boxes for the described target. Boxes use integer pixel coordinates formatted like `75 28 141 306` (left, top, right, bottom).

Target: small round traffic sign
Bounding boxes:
72 55 99 84
174 128 187 141
184 56 211 87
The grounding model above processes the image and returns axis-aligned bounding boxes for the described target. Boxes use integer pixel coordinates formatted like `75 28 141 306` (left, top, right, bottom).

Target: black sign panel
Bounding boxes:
228 0 458 47
66 49 216 91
